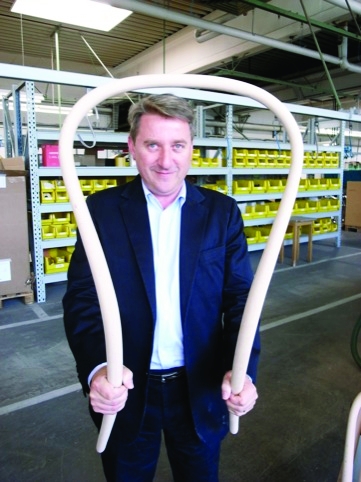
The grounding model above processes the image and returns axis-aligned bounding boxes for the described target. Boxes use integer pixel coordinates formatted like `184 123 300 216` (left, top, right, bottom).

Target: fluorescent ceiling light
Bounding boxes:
11 0 132 32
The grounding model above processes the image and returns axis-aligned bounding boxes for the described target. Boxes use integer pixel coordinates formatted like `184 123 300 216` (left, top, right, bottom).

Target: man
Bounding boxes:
63 93 260 481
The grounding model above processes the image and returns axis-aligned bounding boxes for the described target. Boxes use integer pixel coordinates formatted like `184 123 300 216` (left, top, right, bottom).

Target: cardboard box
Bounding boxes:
345 181 361 228
0 159 33 297
0 156 25 171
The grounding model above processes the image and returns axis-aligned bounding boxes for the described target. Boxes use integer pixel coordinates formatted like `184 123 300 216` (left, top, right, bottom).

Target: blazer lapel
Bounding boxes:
118 178 157 322
179 182 207 323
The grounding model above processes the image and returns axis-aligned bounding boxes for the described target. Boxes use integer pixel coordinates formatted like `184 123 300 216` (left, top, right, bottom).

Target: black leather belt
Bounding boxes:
148 367 185 383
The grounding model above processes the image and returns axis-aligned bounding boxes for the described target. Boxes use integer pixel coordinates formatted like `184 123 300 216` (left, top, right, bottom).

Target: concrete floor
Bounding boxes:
1 231 361 482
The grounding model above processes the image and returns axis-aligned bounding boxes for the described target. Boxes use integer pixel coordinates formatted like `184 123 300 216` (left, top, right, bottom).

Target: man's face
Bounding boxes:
128 113 193 208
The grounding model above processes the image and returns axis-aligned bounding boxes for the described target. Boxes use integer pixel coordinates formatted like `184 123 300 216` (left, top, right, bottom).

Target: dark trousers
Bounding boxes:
101 370 222 482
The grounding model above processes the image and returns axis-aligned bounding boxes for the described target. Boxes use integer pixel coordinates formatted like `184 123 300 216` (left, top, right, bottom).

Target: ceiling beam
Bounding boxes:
238 0 361 41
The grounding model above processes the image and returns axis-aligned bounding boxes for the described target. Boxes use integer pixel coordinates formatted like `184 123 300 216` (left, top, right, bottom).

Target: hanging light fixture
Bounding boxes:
11 0 132 32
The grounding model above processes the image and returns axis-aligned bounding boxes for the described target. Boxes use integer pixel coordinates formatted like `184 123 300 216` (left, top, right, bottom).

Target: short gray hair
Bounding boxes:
128 93 194 140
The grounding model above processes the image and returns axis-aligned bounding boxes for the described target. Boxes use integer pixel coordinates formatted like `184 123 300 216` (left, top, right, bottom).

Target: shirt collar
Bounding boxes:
142 180 186 209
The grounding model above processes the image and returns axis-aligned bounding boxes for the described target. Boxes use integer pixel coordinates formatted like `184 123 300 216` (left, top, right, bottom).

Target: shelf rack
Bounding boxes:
16 81 351 301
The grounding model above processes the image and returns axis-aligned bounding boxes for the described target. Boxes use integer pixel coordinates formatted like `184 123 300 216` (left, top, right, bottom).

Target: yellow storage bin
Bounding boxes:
93 179 106 191
68 223 77 237
244 227 259 244
41 225 56 240
268 179 285 193
273 157 286 169
318 199 331 211
293 200 308 214
79 179 94 192
328 178 341 190
258 225 271 243
41 179 55 192
242 205 256 219
267 201 280 217
216 181 227 194
330 220 338 232
41 190 56 203
41 214 53 226
319 178 330 190
232 180 252 195
200 158 210 167
191 158 202 167
55 190 69 203
306 199 318 213
52 212 71 224
253 204 269 218
251 179 267 193
105 179 118 189
329 198 340 211
307 178 320 191
55 225 69 238
43 248 71 274
55 179 67 192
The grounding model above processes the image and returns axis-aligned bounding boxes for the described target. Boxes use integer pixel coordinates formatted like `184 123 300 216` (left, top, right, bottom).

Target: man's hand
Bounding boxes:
89 365 134 415
221 370 258 417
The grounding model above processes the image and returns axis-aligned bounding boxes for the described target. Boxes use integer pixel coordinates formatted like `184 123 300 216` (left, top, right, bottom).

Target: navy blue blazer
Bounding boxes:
63 175 260 445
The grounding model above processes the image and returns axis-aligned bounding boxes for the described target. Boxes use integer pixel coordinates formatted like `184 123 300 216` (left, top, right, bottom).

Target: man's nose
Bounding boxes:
158 147 172 168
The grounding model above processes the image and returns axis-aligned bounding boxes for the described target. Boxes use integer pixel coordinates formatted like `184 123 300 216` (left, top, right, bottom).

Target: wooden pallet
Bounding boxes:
344 225 361 233
0 291 34 309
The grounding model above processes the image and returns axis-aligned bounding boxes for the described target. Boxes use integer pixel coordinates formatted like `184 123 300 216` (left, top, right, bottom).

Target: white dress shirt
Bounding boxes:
143 181 186 369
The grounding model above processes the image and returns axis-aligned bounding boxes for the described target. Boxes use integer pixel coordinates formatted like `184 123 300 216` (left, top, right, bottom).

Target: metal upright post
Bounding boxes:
337 120 345 248
26 81 46 302
2 96 14 158
226 104 233 196
12 84 23 156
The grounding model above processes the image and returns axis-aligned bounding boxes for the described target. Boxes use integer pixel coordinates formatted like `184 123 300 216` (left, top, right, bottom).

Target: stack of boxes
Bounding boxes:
345 182 361 229
0 157 33 303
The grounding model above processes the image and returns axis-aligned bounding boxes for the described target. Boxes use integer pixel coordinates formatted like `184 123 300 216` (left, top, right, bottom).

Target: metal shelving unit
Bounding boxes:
21 82 347 301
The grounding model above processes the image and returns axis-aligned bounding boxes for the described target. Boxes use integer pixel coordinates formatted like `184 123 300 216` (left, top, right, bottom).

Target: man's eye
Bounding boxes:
174 143 184 151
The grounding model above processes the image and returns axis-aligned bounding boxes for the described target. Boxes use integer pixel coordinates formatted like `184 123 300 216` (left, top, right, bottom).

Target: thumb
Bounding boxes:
221 371 232 400
122 366 134 389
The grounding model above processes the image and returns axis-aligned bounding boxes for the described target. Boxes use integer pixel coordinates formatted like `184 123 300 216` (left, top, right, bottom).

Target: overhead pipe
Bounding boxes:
324 0 361 15
338 27 361 75
110 0 361 75
194 13 235 43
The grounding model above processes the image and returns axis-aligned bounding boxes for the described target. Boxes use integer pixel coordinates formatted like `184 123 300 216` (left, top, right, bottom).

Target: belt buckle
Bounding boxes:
161 371 178 383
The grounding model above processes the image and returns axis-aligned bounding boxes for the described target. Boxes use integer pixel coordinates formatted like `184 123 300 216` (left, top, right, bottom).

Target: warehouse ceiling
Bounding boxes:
0 0 360 110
